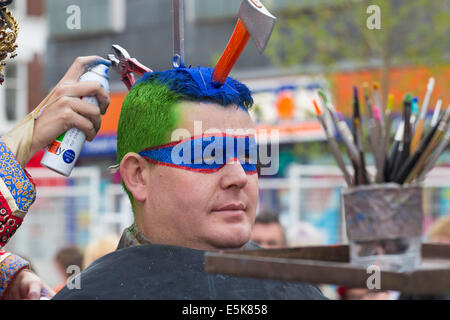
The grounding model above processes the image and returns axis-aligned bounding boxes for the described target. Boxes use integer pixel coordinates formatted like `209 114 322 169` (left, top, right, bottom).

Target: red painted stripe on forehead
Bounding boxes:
140 133 256 152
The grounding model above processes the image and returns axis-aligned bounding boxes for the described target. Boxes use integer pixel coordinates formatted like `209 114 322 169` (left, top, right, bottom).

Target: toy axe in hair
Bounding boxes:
211 0 276 86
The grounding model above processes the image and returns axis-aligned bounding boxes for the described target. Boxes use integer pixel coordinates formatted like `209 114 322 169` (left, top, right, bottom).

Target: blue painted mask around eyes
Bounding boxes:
138 134 257 174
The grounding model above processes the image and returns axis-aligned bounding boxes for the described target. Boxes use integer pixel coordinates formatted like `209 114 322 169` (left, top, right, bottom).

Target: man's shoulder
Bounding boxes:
53 244 205 299
53 243 326 300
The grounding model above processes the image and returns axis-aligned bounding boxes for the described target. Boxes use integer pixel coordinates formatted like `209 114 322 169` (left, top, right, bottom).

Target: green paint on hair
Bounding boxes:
117 80 181 208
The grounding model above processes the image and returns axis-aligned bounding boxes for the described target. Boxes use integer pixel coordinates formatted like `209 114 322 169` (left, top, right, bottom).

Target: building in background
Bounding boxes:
0 0 47 135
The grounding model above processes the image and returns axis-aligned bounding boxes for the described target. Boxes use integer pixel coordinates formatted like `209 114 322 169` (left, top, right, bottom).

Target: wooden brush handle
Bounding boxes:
410 119 424 154
212 18 250 84
406 131 442 183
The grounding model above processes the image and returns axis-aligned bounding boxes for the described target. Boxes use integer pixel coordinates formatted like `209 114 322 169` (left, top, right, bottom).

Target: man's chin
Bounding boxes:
206 229 251 250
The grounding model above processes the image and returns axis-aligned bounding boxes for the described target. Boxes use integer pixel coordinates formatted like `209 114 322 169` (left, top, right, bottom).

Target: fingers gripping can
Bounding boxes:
40 63 110 176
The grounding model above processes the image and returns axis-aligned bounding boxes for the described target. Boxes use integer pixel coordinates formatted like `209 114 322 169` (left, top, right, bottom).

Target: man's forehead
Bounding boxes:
176 101 255 138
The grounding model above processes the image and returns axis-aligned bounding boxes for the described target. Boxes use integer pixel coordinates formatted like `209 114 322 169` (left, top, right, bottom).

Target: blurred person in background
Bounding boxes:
0 1 111 300
82 234 120 269
53 246 84 293
285 221 326 247
427 214 450 243
337 286 398 300
250 211 286 248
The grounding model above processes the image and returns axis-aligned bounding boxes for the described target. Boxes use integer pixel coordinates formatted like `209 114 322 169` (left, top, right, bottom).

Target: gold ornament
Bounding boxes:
0 6 19 84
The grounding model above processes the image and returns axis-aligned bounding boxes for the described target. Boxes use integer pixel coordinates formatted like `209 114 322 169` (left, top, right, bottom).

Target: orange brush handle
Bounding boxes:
212 18 250 84
410 119 424 154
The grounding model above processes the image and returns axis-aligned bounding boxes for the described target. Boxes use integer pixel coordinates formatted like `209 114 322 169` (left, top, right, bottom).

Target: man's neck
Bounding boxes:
117 223 261 251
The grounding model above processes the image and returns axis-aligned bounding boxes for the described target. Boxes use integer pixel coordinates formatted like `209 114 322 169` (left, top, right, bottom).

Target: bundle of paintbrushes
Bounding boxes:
314 77 449 187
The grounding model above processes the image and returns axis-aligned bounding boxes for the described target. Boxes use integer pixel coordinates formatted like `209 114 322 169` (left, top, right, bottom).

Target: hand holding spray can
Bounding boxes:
40 63 110 176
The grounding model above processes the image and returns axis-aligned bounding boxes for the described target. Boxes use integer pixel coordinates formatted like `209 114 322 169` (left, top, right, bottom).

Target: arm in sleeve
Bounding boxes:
0 140 37 248
0 249 30 299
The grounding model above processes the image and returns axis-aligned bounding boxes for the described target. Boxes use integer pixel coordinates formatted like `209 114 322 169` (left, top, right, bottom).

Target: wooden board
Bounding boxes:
204 243 450 295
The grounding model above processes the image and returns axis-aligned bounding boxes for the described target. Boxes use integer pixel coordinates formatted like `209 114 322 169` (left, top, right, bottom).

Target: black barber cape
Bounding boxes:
53 243 326 300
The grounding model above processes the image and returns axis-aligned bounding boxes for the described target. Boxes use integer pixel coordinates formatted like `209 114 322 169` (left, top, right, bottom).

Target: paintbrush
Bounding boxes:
373 104 386 183
384 94 394 152
410 78 435 154
370 84 385 182
385 120 404 181
396 94 413 175
362 83 378 154
336 111 361 166
430 99 442 129
405 107 450 183
390 94 412 181
362 83 383 182
317 90 360 166
362 83 374 119
417 122 450 181
394 111 444 184
410 97 419 128
313 99 353 186
353 86 370 184
373 82 384 123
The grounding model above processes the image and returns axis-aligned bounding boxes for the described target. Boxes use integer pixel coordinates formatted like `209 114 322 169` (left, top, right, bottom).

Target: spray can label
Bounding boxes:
48 132 67 154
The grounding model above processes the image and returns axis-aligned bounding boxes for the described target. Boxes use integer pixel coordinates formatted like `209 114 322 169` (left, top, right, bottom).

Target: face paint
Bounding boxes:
138 134 257 174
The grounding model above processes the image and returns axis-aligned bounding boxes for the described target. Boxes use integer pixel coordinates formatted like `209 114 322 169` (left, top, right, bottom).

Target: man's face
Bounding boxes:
251 222 285 248
139 102 258 250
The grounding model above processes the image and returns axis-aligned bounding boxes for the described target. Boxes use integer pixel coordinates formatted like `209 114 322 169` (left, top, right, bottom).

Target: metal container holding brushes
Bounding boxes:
342 183 423 272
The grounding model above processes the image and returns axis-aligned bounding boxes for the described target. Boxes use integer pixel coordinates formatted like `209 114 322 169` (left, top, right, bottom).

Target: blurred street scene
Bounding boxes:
0 0 448 298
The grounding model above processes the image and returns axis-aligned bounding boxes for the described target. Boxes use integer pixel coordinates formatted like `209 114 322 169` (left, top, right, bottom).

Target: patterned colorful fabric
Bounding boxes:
0 195 23 246
0 250 10 264
139 134 257 174
0 141 36 298
0 253 29 299
0 141 36 212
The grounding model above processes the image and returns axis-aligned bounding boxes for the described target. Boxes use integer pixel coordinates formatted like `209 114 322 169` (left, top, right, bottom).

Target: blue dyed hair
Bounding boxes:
134 66 253 111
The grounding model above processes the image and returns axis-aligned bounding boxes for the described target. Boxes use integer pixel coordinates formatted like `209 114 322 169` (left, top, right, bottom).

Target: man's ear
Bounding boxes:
120 153 150 203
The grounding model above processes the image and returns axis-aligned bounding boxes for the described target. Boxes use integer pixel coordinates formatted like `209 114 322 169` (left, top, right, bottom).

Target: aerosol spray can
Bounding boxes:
40 63 110 176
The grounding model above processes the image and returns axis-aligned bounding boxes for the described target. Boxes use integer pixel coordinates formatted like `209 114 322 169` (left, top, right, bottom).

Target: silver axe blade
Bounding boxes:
238 0 276 53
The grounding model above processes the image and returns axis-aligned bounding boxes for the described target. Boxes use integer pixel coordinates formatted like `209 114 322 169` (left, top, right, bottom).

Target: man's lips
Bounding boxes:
213 203 246 212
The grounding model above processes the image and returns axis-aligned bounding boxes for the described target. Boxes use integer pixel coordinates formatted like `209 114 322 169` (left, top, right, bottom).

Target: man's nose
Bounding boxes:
219 157 248 189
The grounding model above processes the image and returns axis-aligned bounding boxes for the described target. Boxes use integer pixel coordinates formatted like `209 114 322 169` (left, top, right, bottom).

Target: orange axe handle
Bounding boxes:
212 18 250 85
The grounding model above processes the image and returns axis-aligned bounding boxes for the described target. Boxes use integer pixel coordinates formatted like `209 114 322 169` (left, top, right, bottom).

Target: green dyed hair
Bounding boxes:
117 81 181 208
